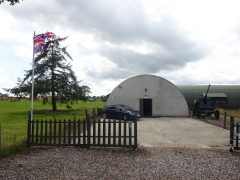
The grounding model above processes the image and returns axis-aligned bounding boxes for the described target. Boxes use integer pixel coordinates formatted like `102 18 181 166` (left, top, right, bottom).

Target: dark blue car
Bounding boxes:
102 105 137 121
116 104 141 118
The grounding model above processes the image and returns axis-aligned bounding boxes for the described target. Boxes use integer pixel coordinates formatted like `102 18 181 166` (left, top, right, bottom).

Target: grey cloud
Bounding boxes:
7 0 205 80
9 0 204 53
86 42 203 80
55 1 200 52
60 1 204 79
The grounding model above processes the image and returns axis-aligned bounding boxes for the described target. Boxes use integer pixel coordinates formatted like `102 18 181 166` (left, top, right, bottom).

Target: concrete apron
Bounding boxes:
138 118 229 149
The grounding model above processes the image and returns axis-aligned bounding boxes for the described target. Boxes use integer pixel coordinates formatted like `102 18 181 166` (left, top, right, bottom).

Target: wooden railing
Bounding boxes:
27 111 137 149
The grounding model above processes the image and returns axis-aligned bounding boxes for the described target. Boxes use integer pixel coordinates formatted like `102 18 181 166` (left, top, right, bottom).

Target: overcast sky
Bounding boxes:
1 0 240 96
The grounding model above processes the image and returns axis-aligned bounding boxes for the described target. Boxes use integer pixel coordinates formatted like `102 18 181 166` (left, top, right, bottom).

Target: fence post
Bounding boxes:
0 123 1 150
87 116 91 148
108 119 111 145
92 116 96 145
233 120 237 149
49 119 52 145
118 119 122 146
236 122 239 149
124 118 127 146
73 119 76 145
58 120 61 145
45 120 48 144
113 119 116 146
129 121 132 147
27 111 31 147
134 117 138 149
223 112 227 129
103 118 106 146
98 118 101 145
63 119 66 145
36 119 39 144
68 119 71 145
85 109 91 148
83 119 86 145
53 119 57 145
230 116 234 152
78 119 81 146
40 120 43 145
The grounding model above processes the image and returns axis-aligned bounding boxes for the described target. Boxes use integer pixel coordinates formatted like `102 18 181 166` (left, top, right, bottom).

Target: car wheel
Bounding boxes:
103 113 107 119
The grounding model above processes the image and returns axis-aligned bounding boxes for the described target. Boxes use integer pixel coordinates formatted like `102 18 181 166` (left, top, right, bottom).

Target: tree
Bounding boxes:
4 78 31 100
0 0 22 5
6 36 90 111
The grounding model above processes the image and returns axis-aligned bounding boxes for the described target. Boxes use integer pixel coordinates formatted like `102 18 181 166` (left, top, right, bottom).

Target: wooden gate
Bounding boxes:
27 112 137 149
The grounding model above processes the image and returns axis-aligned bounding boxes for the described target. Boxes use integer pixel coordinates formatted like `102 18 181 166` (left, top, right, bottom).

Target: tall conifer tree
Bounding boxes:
7 36 90 111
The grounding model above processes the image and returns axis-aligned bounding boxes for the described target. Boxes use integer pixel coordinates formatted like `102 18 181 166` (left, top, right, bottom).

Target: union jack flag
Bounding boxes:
33 32 56 54
33 33 46 53
45 32 55 38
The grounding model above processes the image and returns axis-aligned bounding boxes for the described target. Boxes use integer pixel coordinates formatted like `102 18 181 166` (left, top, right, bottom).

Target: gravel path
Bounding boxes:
0 147 240 179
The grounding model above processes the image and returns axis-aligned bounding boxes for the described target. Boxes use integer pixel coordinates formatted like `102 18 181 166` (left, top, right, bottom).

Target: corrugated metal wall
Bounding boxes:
107 75 189 117
177 85 240 110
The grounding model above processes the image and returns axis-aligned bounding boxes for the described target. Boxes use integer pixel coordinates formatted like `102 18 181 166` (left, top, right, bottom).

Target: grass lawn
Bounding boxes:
218 109 240 122
0 100 105 156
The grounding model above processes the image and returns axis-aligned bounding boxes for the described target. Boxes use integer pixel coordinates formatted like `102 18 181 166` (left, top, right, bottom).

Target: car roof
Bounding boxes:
116 104 129 107
105 105 120 108
105 105 127 110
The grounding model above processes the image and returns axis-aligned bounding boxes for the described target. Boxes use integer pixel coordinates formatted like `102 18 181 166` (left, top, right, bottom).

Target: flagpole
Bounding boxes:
31 31 35 121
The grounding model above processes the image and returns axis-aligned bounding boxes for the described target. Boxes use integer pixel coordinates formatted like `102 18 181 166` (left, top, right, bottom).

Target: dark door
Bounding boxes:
140 99 152 116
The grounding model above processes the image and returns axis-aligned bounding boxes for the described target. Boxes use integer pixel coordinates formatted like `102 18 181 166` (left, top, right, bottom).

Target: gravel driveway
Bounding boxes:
0 147 240 179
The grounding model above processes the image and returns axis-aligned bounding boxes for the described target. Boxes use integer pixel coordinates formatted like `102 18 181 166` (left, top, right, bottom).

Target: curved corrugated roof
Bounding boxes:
177 85 240 109
178 85 240 90
202 93 227 98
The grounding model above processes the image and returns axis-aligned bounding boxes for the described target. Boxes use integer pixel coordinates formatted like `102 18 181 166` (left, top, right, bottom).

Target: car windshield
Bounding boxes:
118 105 133 111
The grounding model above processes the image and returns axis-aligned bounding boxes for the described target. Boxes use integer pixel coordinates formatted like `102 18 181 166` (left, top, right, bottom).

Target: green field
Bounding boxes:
0 100 105 156
218 108 240 122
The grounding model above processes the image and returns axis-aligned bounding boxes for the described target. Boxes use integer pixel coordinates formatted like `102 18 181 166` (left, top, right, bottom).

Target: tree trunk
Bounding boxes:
51 55 57 111
52 91 57 111
51 77 57 111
